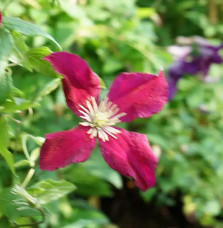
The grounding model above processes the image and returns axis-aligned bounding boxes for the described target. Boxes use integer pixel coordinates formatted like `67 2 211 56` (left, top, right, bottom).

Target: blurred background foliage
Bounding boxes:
0 0 223 227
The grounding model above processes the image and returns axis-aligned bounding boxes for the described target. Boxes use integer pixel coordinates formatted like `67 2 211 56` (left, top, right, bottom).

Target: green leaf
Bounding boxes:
10 31 29 65
2 16 62 50
63 207 110 228
0 188 40 219
35 78 61 103
0 28 14 104
64 165 113 197
136 7 156 19
140 188 156 202
0 115 15 174
0 73 12 105
99 77 107 89
27 179 76 204
0 28 14 61
24 47 59 77
12 31 29 54
202 200 221 216
11 86 25 97
102 57 123 74
1 97 34 113
39 78 61 97
82 149 122 189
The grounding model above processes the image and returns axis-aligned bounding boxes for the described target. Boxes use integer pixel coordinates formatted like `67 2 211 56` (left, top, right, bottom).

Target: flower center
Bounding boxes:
78 96 126 142
93 112 109 128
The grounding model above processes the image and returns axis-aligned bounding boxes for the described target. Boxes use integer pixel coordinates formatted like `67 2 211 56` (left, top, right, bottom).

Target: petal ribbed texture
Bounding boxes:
99 128 158 191
44 52 100 116
39 125 96 171
107 71 168 122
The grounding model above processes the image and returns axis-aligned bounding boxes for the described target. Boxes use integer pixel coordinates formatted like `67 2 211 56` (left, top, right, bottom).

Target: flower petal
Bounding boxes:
107 70 168 122
167 60 199 99
39 125 96 171
44 52 100 116
99 128 158 191
198 45 223 77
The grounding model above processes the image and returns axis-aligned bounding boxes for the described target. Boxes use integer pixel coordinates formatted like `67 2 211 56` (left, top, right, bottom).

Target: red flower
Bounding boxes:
39 52 168 191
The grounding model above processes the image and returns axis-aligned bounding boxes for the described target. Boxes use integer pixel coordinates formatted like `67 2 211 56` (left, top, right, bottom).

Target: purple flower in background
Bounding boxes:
168 36 223 99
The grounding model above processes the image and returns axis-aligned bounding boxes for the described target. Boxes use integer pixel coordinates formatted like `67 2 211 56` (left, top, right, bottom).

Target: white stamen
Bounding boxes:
91 128 98 138
78 110 90 117
79 104 90 114
103 128 118 139
101 130 109 141
86 100 94 116
79 122 91 126
97 130 104 141
103 126 121 134
78 96 126 141
91 96 98 112
80 115 92 122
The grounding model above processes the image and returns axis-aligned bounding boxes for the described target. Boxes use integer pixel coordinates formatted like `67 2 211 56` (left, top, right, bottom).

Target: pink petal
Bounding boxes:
99 128 158 191
44 52 100 116
39 125 96 171
107 70 168 122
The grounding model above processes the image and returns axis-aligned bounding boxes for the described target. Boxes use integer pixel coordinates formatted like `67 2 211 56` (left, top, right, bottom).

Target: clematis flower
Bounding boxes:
39 52 168 191
168 36 223 99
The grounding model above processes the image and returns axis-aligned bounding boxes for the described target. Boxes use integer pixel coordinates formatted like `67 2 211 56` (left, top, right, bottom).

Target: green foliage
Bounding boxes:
24 47 58 77
2 16 61 50
0 116 15 174
0 28 13 104
27 179 76 204
0 0 223 227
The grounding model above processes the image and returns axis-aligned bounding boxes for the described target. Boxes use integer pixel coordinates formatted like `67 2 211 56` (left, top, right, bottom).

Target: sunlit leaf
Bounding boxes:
64 165 113 197
1 97 34 113
0 28 13 61
10 31 29 65
27 179 76 204
82 149 122 189
24 47 59 78
37 78 61 98
2 16 62 50
0 116 15 174
0 28 13 104
0 188 39 219
0 72 12 105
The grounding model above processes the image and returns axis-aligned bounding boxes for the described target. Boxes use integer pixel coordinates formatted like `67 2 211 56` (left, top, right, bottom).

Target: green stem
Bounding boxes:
21 168 35 188
22 135 30 160
5 115 21 124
